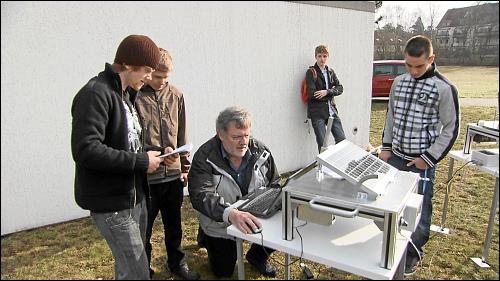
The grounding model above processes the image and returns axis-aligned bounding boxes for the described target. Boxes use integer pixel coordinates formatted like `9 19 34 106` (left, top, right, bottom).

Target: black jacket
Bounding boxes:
71 63 150 213
306 63 343 120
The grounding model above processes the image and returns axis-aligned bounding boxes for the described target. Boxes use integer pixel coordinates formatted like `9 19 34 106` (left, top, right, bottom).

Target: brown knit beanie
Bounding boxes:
114 35 160 69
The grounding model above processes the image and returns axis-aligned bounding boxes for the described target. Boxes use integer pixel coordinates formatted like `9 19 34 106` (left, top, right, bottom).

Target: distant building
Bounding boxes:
435 2 499 65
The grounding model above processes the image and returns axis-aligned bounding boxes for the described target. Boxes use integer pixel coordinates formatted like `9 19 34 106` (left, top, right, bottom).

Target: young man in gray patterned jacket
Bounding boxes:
379 35 460 276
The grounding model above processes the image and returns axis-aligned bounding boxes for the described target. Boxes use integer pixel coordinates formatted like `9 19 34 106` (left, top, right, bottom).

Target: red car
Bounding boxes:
372 60 406 98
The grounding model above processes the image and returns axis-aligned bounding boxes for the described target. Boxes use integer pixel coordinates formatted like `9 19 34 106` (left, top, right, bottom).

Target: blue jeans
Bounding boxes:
387 154 436 260
91 198 150 280
311 116 346 152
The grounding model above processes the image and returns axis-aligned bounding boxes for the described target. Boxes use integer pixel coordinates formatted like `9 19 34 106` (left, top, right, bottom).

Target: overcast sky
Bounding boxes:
375 1 498 29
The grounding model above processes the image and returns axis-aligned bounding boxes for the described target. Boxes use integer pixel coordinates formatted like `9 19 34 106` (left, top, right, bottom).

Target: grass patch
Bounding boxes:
439 66 499 98
2 104 499 280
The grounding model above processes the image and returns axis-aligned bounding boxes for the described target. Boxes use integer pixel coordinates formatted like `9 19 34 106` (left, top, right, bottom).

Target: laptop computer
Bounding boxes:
238 186 282 218
317 140 398 200
238 160 317 218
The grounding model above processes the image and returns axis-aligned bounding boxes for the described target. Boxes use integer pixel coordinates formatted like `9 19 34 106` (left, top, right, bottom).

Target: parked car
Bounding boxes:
372 60 406 98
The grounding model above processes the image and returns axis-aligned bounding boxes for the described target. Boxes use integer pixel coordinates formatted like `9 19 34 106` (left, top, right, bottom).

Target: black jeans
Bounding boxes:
199 228 274 277
145 178 186 271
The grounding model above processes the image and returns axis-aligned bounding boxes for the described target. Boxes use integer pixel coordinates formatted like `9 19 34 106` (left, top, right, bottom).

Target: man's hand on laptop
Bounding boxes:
229 209 262 234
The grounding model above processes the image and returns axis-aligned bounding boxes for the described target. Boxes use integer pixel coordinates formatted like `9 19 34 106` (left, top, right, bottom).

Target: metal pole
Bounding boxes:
441 158 454 227
480 177 499 264
284 253 290 279
236 238 245 279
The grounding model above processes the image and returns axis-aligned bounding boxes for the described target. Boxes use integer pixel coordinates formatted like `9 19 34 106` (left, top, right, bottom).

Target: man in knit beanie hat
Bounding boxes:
114 34 161 69
71 35 176 280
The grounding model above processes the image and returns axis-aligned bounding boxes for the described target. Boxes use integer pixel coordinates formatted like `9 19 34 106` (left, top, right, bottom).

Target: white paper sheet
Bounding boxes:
158 143 193 158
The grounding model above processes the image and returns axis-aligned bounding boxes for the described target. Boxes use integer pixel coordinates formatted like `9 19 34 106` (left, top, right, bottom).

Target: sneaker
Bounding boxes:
404 256 419 276
171 263 200 280
245 252 277 277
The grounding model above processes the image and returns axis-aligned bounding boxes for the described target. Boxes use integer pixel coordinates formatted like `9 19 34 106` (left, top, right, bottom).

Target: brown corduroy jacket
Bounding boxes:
136 83 190 181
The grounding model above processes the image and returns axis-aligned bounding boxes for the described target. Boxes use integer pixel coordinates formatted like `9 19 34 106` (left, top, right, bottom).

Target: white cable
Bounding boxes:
399 230 422 264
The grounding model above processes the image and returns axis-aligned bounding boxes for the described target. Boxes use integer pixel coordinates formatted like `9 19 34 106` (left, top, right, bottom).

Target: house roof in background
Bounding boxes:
437 2 499 28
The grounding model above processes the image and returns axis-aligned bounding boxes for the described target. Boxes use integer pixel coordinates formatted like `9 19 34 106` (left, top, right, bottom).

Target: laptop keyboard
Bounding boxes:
345 154 392 180
317 140 399 199
240 188 281 214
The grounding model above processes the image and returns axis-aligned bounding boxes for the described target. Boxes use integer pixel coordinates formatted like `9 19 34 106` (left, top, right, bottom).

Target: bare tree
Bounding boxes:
374 4 413 59
427 2 440 43
460 1 484 64
470 2 484 56
376 4 411 31
394 6 406 30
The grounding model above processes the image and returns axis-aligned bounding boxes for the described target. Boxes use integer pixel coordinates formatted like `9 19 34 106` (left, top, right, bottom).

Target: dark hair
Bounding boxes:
112 64 143 72
404 35 433 58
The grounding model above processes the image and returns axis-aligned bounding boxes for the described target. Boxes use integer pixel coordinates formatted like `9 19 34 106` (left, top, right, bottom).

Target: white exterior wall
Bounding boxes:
1 1 374 235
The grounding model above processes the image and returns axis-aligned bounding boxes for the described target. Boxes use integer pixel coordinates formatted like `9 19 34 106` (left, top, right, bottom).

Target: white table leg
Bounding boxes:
471 177 499 268
431 158 453 234
394 251 406 280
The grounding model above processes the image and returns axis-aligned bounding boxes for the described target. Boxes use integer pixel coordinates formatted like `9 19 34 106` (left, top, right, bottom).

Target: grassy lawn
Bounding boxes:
2 105 499 280
438 66 499 99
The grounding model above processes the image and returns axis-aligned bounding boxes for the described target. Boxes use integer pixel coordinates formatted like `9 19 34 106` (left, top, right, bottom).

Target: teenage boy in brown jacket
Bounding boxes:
136 48 199 280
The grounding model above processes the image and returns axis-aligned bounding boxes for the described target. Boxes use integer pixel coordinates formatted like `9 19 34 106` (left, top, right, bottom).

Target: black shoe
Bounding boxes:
171 263 200 280
404 256 419 276
245 252 277 277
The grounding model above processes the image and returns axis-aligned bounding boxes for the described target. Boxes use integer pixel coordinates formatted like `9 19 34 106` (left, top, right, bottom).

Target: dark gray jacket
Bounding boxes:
188 136 280 238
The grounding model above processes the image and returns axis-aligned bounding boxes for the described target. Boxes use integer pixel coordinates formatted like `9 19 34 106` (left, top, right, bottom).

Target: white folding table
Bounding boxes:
431 149 499 268
227 212 409 280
